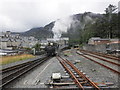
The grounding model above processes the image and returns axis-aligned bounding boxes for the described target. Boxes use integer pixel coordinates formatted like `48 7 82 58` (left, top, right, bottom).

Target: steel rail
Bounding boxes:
1 58 41 82
1 57 47 79
0 56 50 88
1 62 35 80
57 56 100 90
58 56 100 90
80 49 120 61
80 50 120 66
65 60 100 89
1 62 31 73
0 57 43 73
107 54 120 58
56 56 84 89
77 51 120 75
1 59 43 79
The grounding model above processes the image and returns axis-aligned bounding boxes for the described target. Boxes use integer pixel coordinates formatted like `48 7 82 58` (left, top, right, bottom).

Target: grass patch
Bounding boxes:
0 54 35 65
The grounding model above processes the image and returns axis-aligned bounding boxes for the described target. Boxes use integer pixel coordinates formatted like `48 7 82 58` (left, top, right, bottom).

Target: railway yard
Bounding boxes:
0 48 120 89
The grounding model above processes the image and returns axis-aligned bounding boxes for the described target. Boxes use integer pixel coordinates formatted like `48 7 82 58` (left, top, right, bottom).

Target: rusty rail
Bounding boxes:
1 56 50 88
77 51 120 75
62 61 84 89
80 49 120 61
56 56 100 90
56 57 84 89
80 50 120 66
64 59 100 89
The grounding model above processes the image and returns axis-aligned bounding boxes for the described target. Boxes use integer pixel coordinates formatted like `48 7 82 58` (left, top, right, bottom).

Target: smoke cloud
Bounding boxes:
52 14 94 39
52 17 73 39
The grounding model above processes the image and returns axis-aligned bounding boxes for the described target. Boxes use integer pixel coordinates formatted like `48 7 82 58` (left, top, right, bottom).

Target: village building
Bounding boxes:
0 31 39 49
88 37 110 45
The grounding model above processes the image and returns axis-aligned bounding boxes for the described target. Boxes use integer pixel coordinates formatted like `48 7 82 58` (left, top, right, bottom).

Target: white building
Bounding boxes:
47 37 69 45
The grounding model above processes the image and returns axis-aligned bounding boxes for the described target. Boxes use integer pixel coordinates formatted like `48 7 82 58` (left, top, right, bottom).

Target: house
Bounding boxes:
110 39 120 44
88 37 110 45
20 36 38 48
0 38 7 49
0 31 39 49
109 39 120 51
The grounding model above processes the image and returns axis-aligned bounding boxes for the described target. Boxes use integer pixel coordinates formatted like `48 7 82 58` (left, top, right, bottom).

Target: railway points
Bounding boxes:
1 48 119 89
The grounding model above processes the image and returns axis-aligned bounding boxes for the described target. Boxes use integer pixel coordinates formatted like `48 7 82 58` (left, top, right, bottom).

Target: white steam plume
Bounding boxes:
52 14 93 39
52 16 79 39
52 16 73 39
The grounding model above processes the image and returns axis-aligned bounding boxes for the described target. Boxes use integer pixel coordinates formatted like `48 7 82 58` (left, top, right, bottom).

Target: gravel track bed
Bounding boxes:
62 49 119 88
1 55 46 83
2 69 21 79
2 49 120 89
85 52 120 64
84 55 119 71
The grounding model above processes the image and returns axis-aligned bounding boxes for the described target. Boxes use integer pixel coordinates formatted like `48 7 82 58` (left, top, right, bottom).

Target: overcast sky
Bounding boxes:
0 0 119 32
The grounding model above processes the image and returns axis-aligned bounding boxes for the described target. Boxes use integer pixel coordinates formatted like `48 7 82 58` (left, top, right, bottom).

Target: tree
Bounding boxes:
105 4 117 15
105 4 117 38
33 43 41 51
81 4 119 43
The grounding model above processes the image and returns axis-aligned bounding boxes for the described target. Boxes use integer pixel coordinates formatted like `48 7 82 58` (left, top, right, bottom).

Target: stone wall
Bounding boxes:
83 44 96 52
83 43 120 53
95 44 106 53
109 43 120 50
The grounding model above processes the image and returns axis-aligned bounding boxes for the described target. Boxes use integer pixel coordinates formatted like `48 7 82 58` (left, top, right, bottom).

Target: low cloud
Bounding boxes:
0 0 118 32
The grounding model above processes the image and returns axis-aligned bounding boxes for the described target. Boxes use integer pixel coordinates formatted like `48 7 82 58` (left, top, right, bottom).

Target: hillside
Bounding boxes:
20 22 55 40
20 12 102 40
20 11 119 45
60 12 102 44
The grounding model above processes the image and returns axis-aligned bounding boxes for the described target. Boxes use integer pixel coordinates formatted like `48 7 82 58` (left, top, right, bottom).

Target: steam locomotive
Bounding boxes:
44 42 59 56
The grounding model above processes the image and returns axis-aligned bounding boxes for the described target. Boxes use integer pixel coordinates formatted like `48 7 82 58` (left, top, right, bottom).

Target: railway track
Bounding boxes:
76 50 120 75
0 56 51 88
80 50 120 66
80 49 120 61
56 56 100 90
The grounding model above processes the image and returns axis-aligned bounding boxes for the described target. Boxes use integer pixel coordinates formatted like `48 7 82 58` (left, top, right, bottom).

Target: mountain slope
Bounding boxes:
20 12 102 40
20 22 55 40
